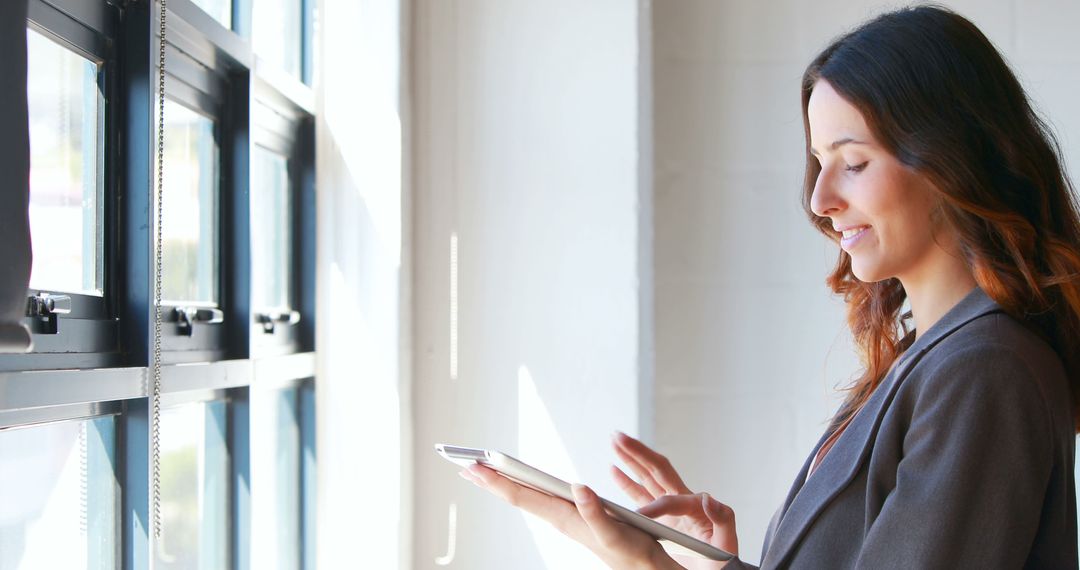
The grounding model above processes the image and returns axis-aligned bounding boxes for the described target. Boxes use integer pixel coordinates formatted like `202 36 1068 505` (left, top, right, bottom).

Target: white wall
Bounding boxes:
653 1 1080 565
410 1 649 568
314 0 409 567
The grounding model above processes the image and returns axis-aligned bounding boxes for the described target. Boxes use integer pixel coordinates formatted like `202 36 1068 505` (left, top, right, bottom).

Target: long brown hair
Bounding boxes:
802 5 1080 430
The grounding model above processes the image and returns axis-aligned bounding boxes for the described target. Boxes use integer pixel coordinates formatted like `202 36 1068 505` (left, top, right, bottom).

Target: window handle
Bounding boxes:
174 306 224 336
27 293 72 316
25 293 72 335
256 310 300 333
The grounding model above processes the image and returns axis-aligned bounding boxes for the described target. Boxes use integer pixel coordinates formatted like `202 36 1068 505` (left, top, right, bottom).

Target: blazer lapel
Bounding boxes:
760 287 1002 569
758 427 831 558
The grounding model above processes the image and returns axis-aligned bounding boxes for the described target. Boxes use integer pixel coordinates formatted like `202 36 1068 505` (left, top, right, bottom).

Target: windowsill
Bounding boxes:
0 352 314 414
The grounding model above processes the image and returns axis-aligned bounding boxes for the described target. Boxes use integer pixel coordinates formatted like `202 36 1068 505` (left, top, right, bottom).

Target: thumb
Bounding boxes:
701 493 735 527
701 493 739 555
572 484 623 547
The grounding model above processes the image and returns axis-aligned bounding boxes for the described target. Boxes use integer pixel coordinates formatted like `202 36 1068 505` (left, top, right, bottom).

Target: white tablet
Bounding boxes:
435 443 734 562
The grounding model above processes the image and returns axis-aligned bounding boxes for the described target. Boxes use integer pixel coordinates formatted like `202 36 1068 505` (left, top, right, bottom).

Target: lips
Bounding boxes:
838 225 870 250
841 226 867 239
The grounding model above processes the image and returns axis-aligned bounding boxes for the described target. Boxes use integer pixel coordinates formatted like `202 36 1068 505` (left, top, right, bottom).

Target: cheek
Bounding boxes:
878 176 939 249
852 171 904 219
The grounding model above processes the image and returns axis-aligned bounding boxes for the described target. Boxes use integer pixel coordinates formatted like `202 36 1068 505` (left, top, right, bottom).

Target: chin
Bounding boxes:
849 260 890 283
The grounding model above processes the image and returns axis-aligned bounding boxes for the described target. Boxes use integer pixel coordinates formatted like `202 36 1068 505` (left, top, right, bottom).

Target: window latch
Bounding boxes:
26 293 72 334
174 306 224 336
255 310 300 334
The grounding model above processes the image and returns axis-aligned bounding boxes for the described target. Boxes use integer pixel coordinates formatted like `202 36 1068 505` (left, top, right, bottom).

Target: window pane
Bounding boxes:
251 387 300 570
0 417 118 570
157 401 228 570
253 0 302 78
251 145 292 311
26 29 104 296
300 382 315 570
161 101 219 305
192 0 231 30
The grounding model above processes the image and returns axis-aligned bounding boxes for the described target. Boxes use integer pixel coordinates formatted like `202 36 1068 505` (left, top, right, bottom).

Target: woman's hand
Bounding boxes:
461 464 683 570
611 432 739 568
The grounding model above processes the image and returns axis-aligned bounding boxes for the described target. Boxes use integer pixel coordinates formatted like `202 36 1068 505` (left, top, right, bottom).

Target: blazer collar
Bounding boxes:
761 287 1002 569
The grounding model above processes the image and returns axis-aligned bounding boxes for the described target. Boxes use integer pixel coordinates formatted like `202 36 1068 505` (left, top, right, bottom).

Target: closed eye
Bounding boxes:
845 161 868 173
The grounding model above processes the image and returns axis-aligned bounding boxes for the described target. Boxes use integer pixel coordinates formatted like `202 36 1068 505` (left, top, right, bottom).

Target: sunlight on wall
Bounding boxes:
321 263 401 569
321 0 402 267
432 502 457 566
517 365 605 569
316 0 405 565
449 233 458 381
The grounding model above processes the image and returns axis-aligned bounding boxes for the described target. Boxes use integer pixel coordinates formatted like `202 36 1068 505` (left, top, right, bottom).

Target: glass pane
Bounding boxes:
0 417 118 570
161 101 219 304
157 401 228 570
251 388 300 570
26 29 104 296
192 0 231 30
251 145 292 311
300 382 315 570
253 0 302 78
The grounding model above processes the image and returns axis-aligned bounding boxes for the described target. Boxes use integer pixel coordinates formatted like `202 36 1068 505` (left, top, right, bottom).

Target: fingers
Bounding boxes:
612 431 692 495
612 440 669 498
571 484 626 550
636 493 706 519
463 465 584 536
611 464 655 506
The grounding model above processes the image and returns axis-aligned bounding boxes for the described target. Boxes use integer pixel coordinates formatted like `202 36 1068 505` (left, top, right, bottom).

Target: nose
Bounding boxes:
810 166 845 219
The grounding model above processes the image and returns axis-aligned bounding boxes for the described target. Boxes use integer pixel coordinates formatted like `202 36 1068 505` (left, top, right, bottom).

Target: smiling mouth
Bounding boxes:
840 226 870 249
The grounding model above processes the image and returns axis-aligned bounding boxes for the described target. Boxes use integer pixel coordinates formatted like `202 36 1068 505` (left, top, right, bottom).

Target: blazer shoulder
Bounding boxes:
905 311 1070 434
918 312 1058 370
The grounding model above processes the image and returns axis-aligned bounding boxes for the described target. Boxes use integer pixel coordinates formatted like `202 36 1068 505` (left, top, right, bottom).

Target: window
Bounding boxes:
250 94 312 355
26 29 104 297
251 145 292 313
0 0 318 567
156 399 229 570
153 21 233 360
161 100 220 306
192 0 231 30
0 0 122 372
253 0 302 79
251 385 301 570
0 415 118 570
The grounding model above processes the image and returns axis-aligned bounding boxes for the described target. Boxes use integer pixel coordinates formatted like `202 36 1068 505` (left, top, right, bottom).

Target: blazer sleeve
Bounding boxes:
854 344 1055 569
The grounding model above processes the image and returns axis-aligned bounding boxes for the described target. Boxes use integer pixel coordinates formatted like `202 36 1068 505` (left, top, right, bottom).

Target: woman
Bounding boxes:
462 6 1080 568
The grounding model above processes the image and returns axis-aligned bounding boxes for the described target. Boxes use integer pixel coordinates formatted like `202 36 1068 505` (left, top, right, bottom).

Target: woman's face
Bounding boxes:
807 79 946 284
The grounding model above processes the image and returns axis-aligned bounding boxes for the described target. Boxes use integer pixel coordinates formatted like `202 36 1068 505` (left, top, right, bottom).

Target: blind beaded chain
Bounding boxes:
152 0 167 543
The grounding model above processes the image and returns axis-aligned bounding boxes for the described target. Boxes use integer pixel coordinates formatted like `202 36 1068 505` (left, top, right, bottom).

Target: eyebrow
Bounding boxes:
809 137 866 157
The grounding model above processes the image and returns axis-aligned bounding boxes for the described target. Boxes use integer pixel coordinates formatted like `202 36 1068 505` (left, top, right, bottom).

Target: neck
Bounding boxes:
900 247 978 340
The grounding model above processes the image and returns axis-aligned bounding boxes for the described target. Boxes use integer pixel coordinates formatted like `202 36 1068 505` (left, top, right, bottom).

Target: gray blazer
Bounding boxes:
726 288 1078 569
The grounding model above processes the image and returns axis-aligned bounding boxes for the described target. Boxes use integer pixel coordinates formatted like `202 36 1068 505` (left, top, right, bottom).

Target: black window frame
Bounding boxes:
249 86 312 357
0 0 124 372
155 5 245 364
